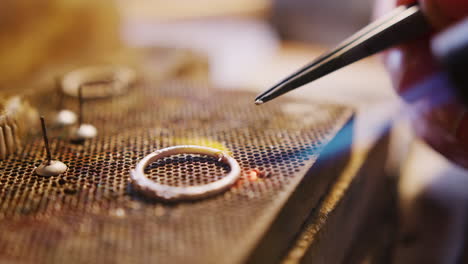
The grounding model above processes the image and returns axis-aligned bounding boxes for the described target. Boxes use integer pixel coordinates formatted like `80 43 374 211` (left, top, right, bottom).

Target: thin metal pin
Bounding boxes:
70 84 97 143
36 117 68 176
40 116 52 165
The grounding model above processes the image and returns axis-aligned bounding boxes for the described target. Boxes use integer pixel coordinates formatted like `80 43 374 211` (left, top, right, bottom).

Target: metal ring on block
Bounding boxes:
62 65 137 99
130 145 241 201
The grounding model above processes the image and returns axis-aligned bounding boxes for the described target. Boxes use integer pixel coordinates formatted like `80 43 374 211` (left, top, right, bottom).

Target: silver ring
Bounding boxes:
130 145 241 201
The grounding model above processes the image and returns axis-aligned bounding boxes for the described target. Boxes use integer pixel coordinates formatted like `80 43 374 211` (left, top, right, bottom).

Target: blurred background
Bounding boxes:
272 0 373 44
0 0 393 105
117 0 392 104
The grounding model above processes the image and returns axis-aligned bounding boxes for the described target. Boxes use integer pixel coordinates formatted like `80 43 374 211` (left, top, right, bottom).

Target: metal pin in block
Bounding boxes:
35 117 68 177
70 85 97 143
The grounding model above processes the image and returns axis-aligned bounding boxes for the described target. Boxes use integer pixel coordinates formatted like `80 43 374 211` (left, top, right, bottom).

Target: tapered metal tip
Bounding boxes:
255 99 264 105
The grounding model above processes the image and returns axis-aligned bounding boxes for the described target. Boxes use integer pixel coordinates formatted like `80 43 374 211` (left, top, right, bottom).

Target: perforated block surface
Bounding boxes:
0 80 352 263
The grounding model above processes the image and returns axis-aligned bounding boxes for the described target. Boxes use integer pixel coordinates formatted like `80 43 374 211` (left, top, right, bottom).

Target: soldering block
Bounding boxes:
0 80 355 263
